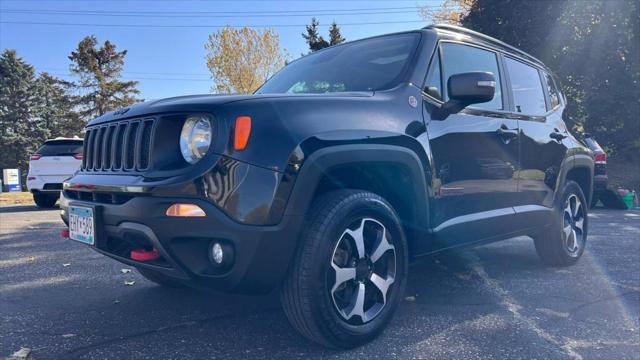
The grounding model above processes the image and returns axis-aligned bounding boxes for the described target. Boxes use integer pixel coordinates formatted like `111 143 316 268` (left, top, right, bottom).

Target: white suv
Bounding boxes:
27 138 83 208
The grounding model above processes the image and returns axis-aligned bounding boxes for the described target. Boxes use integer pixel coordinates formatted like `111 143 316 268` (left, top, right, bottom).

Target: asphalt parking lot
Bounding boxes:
1 205 639 359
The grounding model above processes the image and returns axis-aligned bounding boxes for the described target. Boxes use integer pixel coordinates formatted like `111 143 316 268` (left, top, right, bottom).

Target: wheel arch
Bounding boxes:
562 154 594 205
284 141 431 257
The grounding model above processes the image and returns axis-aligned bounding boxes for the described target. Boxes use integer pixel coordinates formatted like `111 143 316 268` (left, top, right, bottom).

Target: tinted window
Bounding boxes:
543 72 561 110
441 43 503 110
37 140 83 156
424 50 442 100
256 33 420 94
505 57 547 115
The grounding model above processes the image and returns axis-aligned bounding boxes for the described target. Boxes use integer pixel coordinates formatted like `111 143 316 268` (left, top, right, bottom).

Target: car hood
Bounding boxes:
88 92 374 126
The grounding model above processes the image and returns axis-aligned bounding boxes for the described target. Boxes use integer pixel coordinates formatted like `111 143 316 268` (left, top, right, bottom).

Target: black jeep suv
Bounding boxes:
61 24 593 348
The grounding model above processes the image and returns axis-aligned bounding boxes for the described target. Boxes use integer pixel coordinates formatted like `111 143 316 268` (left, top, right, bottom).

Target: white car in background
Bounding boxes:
27 137 83 208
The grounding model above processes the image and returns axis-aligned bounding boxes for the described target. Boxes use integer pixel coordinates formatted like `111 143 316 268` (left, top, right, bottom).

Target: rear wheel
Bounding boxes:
534 180 588 266
33 193 58 208
281 190 408 348
137 268 186 288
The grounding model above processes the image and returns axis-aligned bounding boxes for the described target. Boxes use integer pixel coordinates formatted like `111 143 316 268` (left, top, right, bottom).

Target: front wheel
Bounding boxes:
281 190 408 348
534 180 588 266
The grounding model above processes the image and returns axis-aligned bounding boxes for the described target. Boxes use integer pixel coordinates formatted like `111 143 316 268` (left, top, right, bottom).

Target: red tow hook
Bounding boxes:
131 248 161 262
61 228 70 238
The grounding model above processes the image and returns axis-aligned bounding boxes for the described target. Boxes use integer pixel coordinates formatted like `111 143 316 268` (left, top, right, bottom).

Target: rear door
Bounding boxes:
30 140 83 179
424 42 520 248
504 58 568 215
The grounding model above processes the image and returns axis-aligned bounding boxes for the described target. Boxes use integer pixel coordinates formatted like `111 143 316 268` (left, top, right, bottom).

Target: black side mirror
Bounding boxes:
432 72 496 120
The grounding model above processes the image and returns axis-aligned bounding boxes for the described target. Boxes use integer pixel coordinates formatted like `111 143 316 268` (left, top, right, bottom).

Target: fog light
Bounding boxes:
166 204 206 217
209 241 234 268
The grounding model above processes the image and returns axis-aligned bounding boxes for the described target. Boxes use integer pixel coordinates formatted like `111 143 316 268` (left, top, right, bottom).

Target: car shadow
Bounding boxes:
0 204 59 213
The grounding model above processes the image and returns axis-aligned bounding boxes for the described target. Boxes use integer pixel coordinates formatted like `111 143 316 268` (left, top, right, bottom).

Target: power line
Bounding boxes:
47 72 212 82
0 5 442 15
0 19 428 28
0 9 427 18
41 67 210 76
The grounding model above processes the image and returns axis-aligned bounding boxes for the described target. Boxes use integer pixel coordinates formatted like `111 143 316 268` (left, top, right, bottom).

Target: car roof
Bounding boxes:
44 137 84 143
423 24 552 73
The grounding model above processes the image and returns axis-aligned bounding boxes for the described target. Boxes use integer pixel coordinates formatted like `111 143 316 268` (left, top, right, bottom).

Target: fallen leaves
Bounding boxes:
8 347 31 359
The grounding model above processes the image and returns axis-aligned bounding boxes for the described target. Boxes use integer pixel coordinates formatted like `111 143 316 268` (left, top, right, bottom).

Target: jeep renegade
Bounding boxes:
61 25 594 348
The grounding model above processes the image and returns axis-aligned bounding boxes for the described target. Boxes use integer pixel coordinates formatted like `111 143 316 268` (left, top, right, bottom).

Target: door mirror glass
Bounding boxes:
447 71 496 105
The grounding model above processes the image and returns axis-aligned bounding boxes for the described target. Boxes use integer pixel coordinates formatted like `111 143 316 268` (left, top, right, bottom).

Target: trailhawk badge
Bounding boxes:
408 96 418 108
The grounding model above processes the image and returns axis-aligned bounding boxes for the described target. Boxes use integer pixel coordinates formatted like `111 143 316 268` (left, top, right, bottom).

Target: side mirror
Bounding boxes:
433 72 496 120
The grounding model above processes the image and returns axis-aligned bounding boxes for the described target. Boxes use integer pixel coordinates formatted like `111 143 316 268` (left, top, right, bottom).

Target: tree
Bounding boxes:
302 18 330 52
328 21 345 46
419 0 475 25
69 36 141 119
0 49 38 178
34 73 84 138
205 27 287 94
462 0 639 158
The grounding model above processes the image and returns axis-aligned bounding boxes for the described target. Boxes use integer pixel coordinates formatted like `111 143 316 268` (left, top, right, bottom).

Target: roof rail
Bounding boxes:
424 24 545 67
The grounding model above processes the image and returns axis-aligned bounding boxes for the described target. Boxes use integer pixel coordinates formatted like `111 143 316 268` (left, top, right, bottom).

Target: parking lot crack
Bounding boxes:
467 253 584 360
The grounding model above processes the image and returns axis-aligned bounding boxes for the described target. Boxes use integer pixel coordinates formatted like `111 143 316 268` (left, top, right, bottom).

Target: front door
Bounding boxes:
424 42 520 248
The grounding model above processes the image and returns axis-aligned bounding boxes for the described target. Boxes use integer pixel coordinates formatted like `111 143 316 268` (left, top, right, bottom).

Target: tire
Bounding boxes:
281 190 408 348
137 268 186 288
33 193 58 208
534 180 588 266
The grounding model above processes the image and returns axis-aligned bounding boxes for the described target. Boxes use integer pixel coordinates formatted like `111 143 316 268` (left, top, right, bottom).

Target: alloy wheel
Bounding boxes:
563 194 585 256
328 218 396 324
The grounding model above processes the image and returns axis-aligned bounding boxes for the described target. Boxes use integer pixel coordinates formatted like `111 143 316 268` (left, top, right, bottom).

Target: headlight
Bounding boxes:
180 115 212 164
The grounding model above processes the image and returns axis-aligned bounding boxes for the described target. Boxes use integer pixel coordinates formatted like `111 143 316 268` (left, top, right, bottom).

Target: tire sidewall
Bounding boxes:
555 180 588 259
306 193 408 345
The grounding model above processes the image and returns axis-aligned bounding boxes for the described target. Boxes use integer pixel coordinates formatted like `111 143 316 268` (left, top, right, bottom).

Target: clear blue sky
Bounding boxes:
0 0 441 100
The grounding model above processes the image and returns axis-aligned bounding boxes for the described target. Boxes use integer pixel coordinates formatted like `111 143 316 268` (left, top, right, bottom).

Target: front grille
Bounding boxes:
82 118 155 172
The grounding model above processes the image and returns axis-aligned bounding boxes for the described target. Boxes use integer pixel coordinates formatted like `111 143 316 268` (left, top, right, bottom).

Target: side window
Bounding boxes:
424 50 442 100
504 57 547 115
543 72 561 110
441 43 503 111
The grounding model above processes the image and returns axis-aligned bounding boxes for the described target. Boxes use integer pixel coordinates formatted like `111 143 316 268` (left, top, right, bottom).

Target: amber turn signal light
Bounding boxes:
234 116 251 150
166 204 206 217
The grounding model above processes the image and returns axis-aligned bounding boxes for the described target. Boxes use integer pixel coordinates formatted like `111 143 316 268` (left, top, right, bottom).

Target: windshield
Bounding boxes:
37 140 83 156
256 32 420 94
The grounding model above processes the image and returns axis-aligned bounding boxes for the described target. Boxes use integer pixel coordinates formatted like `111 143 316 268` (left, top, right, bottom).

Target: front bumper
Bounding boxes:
61 191 303 293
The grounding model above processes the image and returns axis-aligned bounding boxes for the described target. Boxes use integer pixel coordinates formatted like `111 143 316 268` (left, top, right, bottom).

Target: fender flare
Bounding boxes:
281 143 431 250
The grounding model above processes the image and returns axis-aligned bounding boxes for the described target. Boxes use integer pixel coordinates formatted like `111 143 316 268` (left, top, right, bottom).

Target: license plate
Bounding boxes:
69 206 95 245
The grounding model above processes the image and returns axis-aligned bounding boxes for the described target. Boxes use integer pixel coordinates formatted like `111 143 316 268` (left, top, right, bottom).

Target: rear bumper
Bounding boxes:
27 175 68 192
62 192 303 293
594 174 608 191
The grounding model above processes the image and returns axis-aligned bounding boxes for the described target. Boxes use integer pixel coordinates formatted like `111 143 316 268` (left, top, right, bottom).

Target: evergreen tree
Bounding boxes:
302 18 330 52
0 49 38 177
34 73 84 139
328 21 345 46
69 36 141 119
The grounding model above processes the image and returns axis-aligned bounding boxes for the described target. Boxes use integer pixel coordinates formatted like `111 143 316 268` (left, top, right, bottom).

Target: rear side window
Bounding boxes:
440 43 503 111
36 140 83 156
504 57 546 115
543 72 561 110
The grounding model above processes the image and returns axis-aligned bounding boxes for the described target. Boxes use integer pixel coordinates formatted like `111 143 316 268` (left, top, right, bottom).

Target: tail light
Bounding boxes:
594 152 606 164
73 153 83 160
30 154 41 160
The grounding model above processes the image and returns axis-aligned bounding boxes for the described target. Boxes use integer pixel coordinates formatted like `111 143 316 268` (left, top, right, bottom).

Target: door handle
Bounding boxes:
496 126 518 144
549 132 567 141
